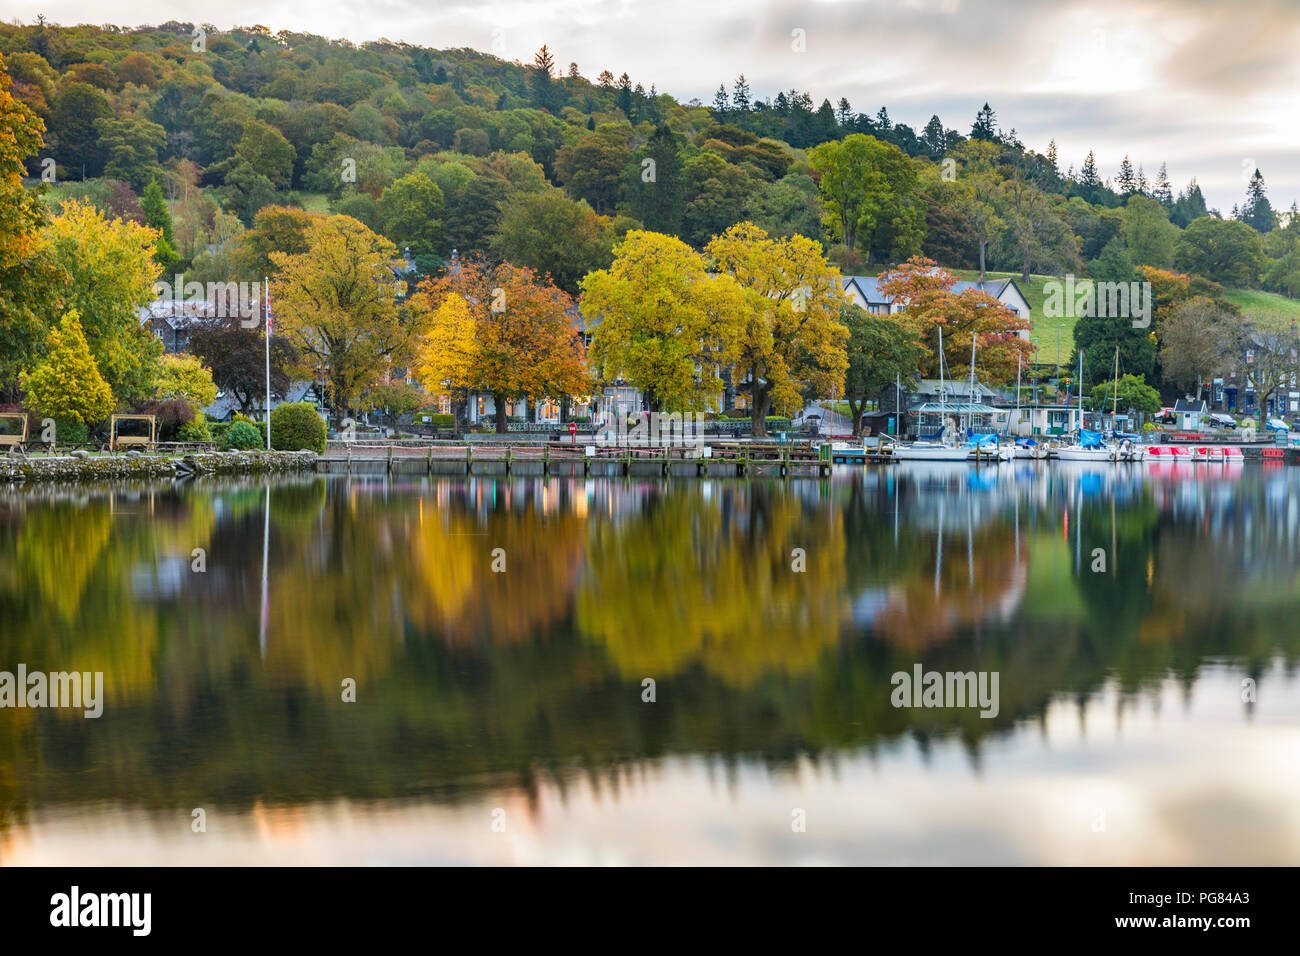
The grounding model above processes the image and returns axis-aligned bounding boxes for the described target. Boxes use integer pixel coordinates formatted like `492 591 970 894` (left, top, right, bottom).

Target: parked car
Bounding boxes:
1206 412 1238 430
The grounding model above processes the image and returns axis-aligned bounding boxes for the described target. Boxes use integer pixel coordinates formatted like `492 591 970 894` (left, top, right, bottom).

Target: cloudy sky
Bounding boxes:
10 0 1299 212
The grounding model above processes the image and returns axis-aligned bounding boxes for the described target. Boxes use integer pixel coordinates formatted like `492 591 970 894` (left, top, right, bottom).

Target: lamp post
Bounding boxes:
1056 324 1063 379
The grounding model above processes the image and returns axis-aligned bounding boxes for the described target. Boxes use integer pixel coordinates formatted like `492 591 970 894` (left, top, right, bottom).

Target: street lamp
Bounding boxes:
1056 324 1064 379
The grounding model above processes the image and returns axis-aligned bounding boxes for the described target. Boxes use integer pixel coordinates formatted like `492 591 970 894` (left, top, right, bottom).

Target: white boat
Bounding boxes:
1012 438 1048 460
1056 443 1119 462
893 440 973 462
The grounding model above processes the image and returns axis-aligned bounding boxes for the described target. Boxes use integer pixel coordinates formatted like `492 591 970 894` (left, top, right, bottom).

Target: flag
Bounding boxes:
265 288 273 335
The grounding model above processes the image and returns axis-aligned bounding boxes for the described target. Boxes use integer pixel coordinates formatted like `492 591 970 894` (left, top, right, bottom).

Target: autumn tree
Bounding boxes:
20 311 114 426
705 222 850 436
877 256 1032 384
581 230 744 414
416 259 587 433
411 292 477 427
42 200 164 404
269 215 417 416
0 52 58 397
153 352 218 409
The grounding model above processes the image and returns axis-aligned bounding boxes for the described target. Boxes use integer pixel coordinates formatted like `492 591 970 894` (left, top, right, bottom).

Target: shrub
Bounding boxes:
270 402 326 453
54 417 89 445
417 412 454 427
177 412 212 443
224 420 262 450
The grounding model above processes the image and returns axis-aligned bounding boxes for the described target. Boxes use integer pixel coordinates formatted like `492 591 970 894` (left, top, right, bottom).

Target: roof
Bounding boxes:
841 274 1030 314
1173 399 1208 412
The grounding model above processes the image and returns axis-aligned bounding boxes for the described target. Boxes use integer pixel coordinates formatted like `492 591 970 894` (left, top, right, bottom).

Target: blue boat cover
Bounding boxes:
964 433 998 447
1079 429 1104 448
1015 437 1039 447
1114 431 1140 441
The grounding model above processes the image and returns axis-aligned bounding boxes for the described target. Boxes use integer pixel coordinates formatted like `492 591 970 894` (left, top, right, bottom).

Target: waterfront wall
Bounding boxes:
0 450 318 483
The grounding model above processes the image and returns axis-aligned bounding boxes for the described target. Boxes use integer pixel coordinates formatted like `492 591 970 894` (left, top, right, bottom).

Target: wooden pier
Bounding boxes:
318 441 834 478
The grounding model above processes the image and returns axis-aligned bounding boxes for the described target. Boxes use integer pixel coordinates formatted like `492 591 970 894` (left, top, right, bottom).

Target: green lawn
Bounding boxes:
297 192 331 214
1224 288 1300 329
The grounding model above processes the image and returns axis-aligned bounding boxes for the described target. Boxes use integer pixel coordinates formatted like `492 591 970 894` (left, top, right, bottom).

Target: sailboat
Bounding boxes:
1107 346 1145 461
1056 351 1119 462
1007 352 1047 459
893 326 973 461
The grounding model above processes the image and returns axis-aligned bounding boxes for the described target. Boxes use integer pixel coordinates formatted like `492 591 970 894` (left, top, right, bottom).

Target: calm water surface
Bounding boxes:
1 464 1298 864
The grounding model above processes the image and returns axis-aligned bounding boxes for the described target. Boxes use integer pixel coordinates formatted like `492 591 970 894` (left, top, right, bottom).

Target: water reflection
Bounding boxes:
1 465 1297 863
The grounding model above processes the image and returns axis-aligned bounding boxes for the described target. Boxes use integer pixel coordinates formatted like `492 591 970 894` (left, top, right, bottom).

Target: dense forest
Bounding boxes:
3 18 1296 291
3 17 1300 426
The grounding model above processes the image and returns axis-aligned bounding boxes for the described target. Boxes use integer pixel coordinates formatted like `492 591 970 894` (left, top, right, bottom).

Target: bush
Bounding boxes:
270 402 326 453
224 420 263 450
54 417 88 445
417 412 454 427
177 412 212 442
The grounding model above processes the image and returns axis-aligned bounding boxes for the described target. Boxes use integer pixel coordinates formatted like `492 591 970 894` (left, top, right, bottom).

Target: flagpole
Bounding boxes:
264 276 272 450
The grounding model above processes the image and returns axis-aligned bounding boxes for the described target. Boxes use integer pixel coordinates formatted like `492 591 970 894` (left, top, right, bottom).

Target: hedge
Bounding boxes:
270 402 327 453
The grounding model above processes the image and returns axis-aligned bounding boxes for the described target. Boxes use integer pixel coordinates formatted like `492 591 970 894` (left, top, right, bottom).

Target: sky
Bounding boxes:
8 0 1299 213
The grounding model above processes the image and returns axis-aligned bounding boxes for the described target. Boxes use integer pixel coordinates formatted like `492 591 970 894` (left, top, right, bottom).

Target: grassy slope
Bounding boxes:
1224 288 1300 329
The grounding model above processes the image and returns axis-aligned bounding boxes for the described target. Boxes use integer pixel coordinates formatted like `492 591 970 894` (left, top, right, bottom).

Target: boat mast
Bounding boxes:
968 331 977 439
938 324 946 441
1112 345 1120 424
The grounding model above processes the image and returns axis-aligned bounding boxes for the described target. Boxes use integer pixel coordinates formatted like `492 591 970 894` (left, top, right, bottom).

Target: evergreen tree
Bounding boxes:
1153 162 1174 207
1172 178 1208 227
616 73 633 117
837 98 854 128
141 178 179 267
1116 155 1137 196
1046 139 1058 175
922 115 946 158
1240 168 1275 233
732 74 751 115
970 102 997 141
712 84 729 117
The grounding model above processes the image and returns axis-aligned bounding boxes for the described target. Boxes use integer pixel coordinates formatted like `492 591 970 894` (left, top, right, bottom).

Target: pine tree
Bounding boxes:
712 83 729 117
1241 168 1275 233
141 178 178 266
1136 164 1149 196
1079 151 1101 190
1046 139 1058 174
970 102 997 141
732 74 751 114
616 73 633 117
837 98 854 128
1116 155 1137 196
875 106 892 131
1153 162 1173 206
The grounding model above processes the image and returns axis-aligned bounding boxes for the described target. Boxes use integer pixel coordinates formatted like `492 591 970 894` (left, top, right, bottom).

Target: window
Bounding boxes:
438 394 451 415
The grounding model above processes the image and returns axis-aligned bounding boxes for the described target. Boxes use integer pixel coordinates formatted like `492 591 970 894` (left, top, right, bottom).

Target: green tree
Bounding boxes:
48 82 111 177
491 189 615 295
1175 216 1265 286
808 133 924 263
140 178 179 267
840 302 924 433
1088 372 1160 414
375 172 445 273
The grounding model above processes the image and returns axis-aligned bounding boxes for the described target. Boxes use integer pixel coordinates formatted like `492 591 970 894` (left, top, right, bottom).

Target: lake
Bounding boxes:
1 463 1298 865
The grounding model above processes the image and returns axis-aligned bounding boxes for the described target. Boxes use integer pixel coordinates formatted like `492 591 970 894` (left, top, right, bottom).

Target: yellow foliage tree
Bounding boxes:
42 200 163 403
580 230 745 412
154 352 218 409
20 311 114 425
705 222 849 436
412 292 478 414
269 215 416 415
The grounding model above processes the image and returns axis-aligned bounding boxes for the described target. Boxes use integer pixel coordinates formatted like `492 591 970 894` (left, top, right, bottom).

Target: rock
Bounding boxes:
69 449 90 459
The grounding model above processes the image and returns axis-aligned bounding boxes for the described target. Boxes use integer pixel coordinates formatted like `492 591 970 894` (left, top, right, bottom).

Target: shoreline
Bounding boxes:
0 450 319 484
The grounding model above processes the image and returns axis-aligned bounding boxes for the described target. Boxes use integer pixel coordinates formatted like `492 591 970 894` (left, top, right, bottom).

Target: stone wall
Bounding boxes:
0 450 317 483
